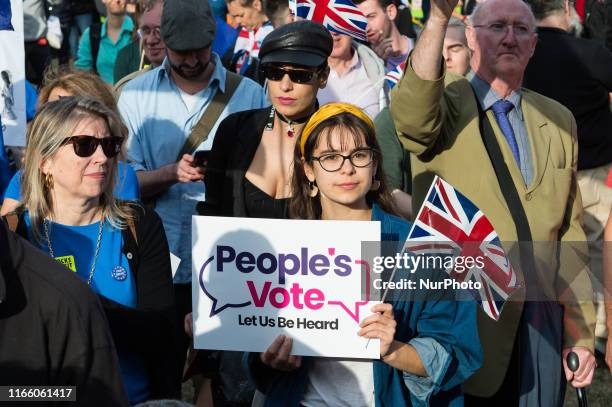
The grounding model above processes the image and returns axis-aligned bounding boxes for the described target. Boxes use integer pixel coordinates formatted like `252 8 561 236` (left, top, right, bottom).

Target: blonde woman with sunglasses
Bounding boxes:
1 68 139 217
3 96 179 404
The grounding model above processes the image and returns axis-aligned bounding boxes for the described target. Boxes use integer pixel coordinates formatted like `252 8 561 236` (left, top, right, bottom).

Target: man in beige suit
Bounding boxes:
390 0 596 405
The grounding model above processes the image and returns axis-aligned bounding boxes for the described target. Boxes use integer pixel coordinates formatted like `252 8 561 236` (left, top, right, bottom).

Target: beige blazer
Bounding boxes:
389 60 595 397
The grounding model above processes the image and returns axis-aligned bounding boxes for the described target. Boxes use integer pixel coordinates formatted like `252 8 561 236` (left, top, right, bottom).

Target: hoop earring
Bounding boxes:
370 178 380 191
308 181 319 198
44 173 54 190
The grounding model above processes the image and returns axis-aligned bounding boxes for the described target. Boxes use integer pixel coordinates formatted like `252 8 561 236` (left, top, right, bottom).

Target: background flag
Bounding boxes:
0 0 13 31
384 60 406 88
404 176 520 320
0 117 15 199
296 0 367 41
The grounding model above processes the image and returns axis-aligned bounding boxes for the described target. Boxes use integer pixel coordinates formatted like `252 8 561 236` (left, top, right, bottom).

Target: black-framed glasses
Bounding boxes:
472 22 533 37
261 65 320 84
139 25 161 38
62 135 123 158
311 149 377 172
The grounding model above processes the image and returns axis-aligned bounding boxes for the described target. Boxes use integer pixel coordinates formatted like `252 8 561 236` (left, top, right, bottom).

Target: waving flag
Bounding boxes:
0 117 14 199
296 0 367 41
232 22 274 74
404 176 519 320
0 0 13 31
384 60 406 88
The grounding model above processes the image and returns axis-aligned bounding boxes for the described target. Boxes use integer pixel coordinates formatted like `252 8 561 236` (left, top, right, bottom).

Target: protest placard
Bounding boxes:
192 216 381 358
0 0 25 147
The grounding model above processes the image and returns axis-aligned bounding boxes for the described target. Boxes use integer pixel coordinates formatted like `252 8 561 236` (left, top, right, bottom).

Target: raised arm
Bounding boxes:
411 0 458 81
389 1 460 155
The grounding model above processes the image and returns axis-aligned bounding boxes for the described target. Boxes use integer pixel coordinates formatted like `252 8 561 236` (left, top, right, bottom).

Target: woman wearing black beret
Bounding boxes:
192 20 332 405
199 20 332 219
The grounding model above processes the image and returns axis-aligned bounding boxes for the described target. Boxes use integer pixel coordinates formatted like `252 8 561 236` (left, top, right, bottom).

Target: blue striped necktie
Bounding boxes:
491 99 521 167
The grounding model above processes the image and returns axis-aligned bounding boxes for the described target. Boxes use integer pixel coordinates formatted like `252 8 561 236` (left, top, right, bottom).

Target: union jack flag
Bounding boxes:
0 0 14 31
404 176 519 320
384 60 406 88
296 0 367 42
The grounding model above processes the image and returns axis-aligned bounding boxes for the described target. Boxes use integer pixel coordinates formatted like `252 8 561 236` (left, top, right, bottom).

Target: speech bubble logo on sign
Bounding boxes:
199 255 252 316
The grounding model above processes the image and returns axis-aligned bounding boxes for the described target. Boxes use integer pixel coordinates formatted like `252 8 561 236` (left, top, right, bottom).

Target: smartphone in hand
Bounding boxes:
193 150 211 168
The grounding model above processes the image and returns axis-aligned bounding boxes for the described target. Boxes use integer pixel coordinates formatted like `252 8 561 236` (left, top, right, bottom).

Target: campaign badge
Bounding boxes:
112 265 128 281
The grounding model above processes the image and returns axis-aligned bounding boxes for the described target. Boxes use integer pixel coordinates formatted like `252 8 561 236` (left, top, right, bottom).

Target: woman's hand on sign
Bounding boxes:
260 335 302 371
358 303 396 359
184 312 194 338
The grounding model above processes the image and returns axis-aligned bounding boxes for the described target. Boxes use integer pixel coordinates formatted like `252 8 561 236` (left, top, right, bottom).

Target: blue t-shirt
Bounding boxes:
25 80 37 121
25 214 149 404
3 161 140 201
212 16 239 58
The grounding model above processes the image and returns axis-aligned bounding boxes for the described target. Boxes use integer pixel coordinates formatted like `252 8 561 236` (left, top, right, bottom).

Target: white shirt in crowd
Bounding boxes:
301 358 375 407
317 49 381 120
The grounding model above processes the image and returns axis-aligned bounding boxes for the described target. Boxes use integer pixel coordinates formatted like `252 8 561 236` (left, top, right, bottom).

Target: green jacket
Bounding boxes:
390 57 595 397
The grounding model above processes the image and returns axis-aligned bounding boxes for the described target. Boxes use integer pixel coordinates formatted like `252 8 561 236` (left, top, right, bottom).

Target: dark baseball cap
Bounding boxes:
161 0 216 51
259 20 333 67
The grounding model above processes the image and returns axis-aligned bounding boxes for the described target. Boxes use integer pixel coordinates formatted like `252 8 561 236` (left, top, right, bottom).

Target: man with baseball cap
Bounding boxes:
118 0 268 385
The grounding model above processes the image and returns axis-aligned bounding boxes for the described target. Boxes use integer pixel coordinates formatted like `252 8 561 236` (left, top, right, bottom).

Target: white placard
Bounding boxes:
0 0 26 147
192 216 381 359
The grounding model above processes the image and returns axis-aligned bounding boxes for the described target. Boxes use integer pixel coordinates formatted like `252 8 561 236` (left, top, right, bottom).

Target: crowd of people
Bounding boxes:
2 0 612 406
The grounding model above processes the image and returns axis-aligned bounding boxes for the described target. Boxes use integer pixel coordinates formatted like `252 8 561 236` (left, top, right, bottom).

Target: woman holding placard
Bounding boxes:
247 103 483 406
190 20 334 406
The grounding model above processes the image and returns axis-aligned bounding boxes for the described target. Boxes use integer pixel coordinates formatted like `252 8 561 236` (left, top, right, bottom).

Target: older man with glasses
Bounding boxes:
390 0 596 405
114 0 166 92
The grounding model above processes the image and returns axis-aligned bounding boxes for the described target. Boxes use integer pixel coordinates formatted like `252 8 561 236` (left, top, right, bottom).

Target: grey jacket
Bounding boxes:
354 41 389 111
23 0 64 41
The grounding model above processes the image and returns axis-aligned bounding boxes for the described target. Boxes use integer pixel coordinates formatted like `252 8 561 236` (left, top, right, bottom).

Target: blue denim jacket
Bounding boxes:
246 205 483 406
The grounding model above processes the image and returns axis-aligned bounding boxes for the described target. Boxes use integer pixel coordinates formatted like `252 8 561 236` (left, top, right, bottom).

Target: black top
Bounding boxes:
243 177 289 219
0 221 129 406
7 203 181 400
523 27 612 170
199 106 292 219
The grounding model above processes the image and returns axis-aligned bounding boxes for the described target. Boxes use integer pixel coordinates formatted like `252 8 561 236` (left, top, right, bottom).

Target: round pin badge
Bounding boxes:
111 265 128 281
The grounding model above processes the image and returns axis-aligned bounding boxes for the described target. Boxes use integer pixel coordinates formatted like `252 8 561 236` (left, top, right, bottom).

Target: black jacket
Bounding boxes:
523 27 612 170
0 221 129 406
198 107 273 217
7 204 180 400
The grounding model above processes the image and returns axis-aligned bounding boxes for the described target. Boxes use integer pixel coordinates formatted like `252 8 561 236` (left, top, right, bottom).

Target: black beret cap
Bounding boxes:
161 0 216 51
259 20 333 67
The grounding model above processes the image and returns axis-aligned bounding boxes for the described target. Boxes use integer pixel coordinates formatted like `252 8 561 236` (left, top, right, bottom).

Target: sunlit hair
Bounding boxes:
289 112 397 220
352 0 394 10
34 66 129 190
448 17 468 45
262 0 288 24
469 0 537 30
225 0 257 7
38 66 118 114
139 0 162 13
22 96 133 242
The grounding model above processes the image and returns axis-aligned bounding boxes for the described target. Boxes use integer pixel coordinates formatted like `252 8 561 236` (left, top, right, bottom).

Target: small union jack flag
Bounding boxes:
0 0 14 31
404 176 519 320
296 0 367 42
232 22 274 74
384 60 406 88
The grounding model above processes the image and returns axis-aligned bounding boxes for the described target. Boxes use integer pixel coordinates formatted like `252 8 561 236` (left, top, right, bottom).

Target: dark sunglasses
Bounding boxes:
62 135 123 158
261 65 320 84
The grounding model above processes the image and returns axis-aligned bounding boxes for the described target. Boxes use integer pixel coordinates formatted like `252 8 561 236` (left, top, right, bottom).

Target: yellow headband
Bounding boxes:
300 103 375 157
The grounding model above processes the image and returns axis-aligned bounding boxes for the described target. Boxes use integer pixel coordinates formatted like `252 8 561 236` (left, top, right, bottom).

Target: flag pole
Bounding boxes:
379 176 438 303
